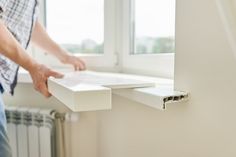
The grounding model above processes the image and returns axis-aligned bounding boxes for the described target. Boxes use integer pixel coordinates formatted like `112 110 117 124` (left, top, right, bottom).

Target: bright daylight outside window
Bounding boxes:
131 0 175 54
46 0 104 54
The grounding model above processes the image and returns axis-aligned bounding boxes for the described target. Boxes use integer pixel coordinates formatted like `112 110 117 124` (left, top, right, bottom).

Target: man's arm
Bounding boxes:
0 20 63 97
31 20 86 71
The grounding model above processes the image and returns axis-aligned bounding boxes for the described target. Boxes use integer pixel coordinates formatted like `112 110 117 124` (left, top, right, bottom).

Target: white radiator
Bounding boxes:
5 107 65 157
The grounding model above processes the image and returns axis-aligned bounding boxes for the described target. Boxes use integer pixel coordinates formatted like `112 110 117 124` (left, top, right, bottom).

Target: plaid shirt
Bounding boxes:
0 0 38 94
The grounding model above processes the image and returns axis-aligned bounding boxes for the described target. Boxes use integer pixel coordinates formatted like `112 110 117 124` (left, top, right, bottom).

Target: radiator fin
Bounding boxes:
5 107 57 157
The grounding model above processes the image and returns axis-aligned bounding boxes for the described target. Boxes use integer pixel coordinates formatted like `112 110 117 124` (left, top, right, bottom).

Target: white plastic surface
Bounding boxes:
50 71 155 89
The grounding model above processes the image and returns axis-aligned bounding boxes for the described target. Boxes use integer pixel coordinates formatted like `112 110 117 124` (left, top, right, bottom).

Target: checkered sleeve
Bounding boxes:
0 0 7 16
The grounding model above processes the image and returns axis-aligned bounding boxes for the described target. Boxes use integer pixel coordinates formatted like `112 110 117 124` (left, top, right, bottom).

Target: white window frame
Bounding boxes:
119 0 175 78
32 0 118 71
32 0 175 78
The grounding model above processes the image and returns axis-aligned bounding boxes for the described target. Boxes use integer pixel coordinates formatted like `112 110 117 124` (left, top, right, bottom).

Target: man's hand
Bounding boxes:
29 64 64 97
61 54 86 71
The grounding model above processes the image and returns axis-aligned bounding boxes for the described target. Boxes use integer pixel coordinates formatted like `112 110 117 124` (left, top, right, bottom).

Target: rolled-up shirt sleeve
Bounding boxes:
0 0 7 16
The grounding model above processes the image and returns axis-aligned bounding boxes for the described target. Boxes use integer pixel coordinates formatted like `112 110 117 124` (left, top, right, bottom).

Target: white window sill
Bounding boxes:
113 87 188 110
17 68 188 111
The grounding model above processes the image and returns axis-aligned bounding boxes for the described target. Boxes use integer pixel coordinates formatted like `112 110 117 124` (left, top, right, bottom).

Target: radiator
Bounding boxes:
5 107 65 157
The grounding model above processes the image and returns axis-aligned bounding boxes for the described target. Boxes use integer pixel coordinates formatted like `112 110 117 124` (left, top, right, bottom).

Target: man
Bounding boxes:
0 0 86 156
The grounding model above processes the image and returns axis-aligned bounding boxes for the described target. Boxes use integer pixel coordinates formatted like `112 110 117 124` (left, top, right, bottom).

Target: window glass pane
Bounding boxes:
46 0 104 54
131 0 175 54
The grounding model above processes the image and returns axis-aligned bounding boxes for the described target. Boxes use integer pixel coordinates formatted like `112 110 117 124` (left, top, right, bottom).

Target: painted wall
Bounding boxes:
96 0 236 156
4 0 236 157
97 0 236 156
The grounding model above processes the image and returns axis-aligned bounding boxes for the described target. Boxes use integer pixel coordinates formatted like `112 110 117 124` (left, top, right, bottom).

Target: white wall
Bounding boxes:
97 0 236 156
4 0 236 157
174 0 236 156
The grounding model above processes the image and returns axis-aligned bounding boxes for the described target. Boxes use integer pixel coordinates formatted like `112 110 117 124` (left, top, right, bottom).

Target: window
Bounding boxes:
35 0 175 78
34 0 116 69
121 0 175 78
131 0 175 54
46 0 104 54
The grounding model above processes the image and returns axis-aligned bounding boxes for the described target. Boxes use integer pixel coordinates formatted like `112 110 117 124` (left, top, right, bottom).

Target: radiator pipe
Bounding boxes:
54 112 66 157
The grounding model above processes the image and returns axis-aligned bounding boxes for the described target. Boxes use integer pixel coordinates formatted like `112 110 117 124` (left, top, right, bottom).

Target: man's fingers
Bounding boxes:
74 65 79 71
78 59 86 70
48 70 64 78
74 60 86 71
30 64 62 98
36 83 51 97
74 63 82 71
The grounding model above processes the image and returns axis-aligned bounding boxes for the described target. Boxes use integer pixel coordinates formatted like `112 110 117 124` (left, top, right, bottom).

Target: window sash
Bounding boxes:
120 0 175 78
32 0 117 69
32 0 174 78
130 0 175 55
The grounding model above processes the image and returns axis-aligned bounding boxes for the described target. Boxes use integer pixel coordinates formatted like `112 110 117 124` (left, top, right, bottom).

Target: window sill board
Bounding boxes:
113 87 188 110
17 68 188 111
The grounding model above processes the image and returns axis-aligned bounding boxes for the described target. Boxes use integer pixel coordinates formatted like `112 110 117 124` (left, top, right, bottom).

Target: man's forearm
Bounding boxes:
31 21 68 63
31 20 86 70
0 20 38 72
